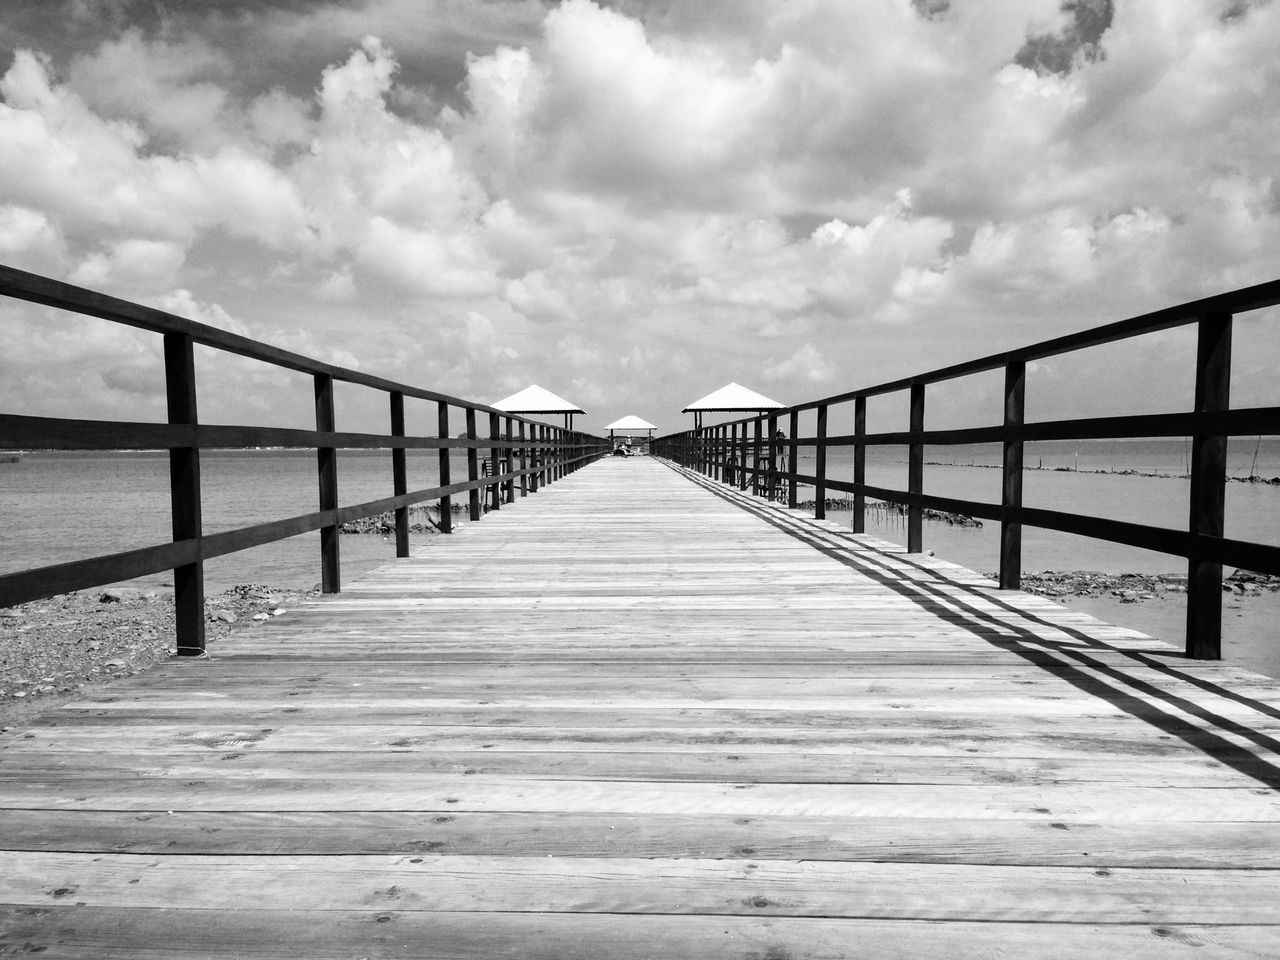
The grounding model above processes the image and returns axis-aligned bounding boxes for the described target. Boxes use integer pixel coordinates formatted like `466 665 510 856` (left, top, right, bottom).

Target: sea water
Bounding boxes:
0 449 469 593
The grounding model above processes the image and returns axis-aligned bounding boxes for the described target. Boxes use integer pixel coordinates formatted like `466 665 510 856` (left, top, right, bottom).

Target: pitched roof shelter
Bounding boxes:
604 415 657 450
492 384 585 429
604 415 657 434
682 382 785 429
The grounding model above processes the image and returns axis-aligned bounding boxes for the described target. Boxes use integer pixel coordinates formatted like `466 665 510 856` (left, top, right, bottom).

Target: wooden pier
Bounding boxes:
3 455 1280 957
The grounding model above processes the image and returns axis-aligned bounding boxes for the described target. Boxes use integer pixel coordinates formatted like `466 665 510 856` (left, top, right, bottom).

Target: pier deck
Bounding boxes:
3 456 1280 957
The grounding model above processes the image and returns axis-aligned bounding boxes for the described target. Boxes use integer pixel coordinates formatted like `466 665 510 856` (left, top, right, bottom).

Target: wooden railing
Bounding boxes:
0 264 608 654
654 279 1280 660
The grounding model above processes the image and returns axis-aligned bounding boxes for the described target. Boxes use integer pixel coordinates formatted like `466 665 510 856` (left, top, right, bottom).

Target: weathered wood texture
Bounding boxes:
3 456 1280 957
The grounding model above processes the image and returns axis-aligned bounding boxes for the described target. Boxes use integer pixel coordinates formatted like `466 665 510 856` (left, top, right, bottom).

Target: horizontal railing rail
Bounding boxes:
0 264 609 653
654 277 1280 660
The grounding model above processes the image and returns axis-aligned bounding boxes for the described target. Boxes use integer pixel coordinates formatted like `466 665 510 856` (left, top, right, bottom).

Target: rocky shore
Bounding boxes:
0 583 315 727
1008 569 1280 602
338 503 467 535
798 497 982 527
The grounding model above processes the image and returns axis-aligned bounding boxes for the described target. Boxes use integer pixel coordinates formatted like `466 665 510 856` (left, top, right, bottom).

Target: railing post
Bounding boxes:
766 413 779 501
908 383 925 553
466 407 481 521
530 424 541 492
436 401 453 533
731 423 741 488
1000 361 1026 589
852 397 866 534
315 373 340 592
787 410 799 509
390 392 410 558
518 420 529 496
747 419 757 499
815 404 828 519
505 417 516 503
539 424 549 488
488 411 501 512
1187 311 1232 660
164 333 205 656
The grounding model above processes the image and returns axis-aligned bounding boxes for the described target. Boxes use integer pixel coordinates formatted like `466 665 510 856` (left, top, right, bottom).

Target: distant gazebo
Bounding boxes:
681 382 784 430
604 415 657 453
492 384 585 429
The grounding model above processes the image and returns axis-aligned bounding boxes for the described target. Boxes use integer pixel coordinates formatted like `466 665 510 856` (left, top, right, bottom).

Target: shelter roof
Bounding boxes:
682 382 785 413
491 384 584 415
605 415 657 431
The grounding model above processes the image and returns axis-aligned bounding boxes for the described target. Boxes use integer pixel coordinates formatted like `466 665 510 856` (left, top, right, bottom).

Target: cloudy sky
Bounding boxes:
1 0 1278 436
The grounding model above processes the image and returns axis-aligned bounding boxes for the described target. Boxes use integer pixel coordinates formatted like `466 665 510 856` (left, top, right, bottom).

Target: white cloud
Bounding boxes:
71 238 186 290
153 290 252 337
316 266 357 302
66 28 234 151
0 205 64 264
763 343 833 384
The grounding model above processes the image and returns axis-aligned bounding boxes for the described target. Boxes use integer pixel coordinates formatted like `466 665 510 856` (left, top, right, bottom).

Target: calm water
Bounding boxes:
3 441 1278 674
0 449 470 593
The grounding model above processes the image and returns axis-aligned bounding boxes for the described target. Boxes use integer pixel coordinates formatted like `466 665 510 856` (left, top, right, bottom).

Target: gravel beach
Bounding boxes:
0 584 315 728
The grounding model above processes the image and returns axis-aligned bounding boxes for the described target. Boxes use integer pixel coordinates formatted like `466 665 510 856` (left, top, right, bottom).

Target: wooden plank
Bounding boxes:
4 908 1277 960
4 852 1280 923
5 776 1280 820
6 809 1278 867
0 749 1257 789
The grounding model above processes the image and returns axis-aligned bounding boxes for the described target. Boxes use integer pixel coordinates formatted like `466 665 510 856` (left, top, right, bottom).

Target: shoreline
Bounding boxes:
1012 569 1280 601
917 460 1280 485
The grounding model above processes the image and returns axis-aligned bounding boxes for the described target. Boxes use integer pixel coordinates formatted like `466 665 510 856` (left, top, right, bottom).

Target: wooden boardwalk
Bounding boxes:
3 456 1280 957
